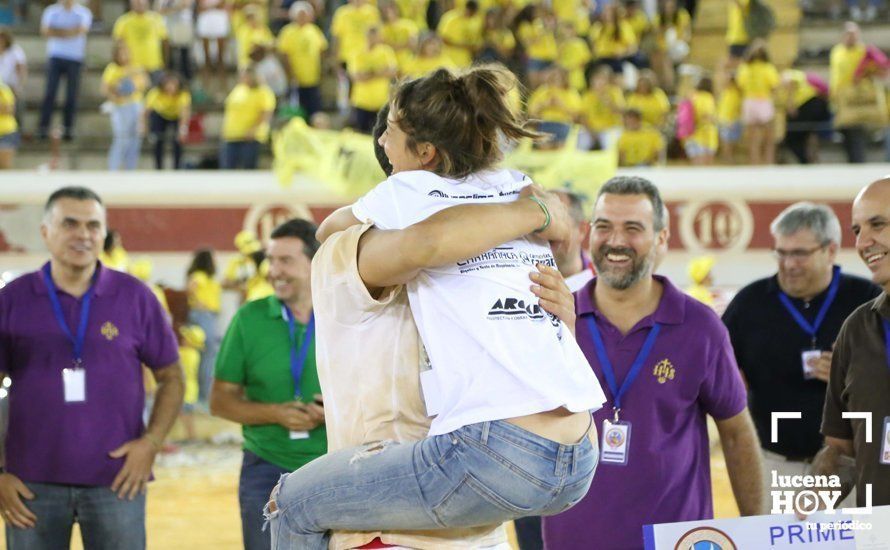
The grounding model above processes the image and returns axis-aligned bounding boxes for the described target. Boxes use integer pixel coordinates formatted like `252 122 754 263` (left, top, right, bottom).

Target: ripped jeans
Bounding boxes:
265 418 598 549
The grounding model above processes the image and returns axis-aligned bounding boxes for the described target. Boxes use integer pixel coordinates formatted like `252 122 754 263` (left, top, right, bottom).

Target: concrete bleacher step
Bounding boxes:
798 22 890 53
20 68 232 109
693 0 802 31
16 110 224 140
13 149 272 171
689 30 800 69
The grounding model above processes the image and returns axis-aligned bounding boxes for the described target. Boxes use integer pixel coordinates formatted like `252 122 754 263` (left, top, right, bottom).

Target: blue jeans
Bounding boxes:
241 451 289 550
188 309 218 402
266 418 597 550
109 102 143 170
5 482 145 550
38 56 83 136
219 140 260 169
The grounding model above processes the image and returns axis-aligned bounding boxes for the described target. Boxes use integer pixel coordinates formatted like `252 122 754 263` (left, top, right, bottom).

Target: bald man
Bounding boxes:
808 177 890 509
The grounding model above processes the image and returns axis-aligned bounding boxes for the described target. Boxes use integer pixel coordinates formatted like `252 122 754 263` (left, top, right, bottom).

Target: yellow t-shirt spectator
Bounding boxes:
785 70 818 110
332 3 381 63
349 43 397 111
437 8 484 67
99 247 129 271
277 22 329 87
222 83 277 142
405 53 456 78
829 43 867 97
737 60 779 100
558 37 592 91
519 20 558 62
230 0 269 33
382 18 420 72
179 346 200 405
188 271 222 313
581 86 625 131
485 27 516 59
618 125 664 166
626 89 671 127
553 0 590 34
589 20 638 58
145 88 191 120
112 11 168 71
653 9 691 49
101 63 148 104
396 0 430 29
0 84 18 136
528 85 582 123
689 90 718 150
717 85 742 125
236 23 274 69
626 10 650 42
726 0 750 47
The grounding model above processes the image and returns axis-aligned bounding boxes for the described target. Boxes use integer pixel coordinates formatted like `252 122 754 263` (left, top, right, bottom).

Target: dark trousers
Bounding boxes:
514 515 544 550
220 140 260 169
149 111 183 169
784 96 831 164
239 450 289 550
353 107 378 134
38 56 83 135
297 86 322 119
841 126 868 163
168 46 193 82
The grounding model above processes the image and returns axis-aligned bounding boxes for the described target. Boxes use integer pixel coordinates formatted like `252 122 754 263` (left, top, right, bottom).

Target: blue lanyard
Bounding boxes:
882 319 890 372
282 305 314 399
777 266 841 347
585 316 661 415
41 263 96 366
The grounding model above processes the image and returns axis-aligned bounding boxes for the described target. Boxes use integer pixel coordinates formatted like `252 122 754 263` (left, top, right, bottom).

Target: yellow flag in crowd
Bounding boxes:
273 119 617 199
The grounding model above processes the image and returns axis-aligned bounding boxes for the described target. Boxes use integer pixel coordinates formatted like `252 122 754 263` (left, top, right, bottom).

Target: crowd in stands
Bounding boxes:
0 0 888 171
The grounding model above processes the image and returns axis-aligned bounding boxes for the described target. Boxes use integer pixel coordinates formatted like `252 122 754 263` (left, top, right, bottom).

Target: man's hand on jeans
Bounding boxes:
0 472 36 528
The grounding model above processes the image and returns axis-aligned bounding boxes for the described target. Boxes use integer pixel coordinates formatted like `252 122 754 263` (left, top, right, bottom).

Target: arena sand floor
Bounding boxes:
0 415 739 549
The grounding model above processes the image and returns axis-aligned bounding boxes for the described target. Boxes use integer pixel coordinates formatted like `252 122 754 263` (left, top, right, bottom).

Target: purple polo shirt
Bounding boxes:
0 262 178 487
543 276 746 550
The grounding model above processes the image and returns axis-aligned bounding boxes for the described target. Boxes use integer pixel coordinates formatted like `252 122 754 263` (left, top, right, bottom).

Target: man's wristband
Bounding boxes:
527 196 551 233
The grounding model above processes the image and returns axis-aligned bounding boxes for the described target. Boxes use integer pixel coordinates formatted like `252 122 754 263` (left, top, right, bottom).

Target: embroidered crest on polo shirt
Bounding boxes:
101 321 120 341
653 359 675 384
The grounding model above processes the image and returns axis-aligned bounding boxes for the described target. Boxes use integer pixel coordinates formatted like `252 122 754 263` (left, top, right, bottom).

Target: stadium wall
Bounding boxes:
2 164 889 292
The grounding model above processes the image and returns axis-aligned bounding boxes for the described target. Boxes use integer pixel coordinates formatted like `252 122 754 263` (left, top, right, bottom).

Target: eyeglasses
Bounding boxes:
772 243 828 261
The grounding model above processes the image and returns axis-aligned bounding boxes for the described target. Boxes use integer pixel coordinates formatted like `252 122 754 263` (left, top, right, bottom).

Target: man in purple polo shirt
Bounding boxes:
543 176 763 549
0 186 184 549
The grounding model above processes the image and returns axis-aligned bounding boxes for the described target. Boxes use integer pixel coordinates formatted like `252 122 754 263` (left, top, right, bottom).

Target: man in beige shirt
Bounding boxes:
311 189 578 549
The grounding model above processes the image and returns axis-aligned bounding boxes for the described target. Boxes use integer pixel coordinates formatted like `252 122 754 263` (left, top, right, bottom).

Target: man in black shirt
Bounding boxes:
722 202 880 506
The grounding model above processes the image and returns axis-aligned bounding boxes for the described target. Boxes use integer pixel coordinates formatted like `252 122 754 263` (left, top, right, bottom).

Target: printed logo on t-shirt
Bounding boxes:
457 247 556 274
100 321 120 341
426 189 521 199
652 358 675 384
487 297 559 327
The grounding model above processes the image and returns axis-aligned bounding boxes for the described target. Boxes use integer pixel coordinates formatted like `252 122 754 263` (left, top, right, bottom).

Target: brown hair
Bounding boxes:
0 27 12 50
391 65 538 179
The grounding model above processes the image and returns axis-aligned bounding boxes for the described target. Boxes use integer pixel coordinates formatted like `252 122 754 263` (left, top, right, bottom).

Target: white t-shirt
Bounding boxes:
352 168 606 436
312 224 508 550
0 45 26 90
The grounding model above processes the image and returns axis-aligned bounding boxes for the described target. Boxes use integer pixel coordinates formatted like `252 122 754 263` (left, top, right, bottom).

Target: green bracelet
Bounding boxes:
528 196 551 233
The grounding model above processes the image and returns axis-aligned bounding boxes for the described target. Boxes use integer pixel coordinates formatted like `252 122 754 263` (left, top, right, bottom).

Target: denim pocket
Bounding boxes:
431 472 534 528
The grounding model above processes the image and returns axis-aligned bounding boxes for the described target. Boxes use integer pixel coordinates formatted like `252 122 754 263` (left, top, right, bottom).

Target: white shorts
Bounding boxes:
196 9 229 39
742 98 775 126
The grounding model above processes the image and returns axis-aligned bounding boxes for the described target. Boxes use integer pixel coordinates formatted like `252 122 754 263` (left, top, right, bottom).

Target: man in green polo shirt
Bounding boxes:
210 218 325 550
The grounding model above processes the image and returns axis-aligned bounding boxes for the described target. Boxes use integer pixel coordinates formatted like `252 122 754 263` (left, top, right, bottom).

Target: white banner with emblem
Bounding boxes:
644 505 890 549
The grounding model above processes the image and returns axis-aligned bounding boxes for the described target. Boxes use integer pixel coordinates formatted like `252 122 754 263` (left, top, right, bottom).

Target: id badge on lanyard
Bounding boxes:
779 267 840 380
586 317 661 467
283 305 314 440
42 265 94 404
